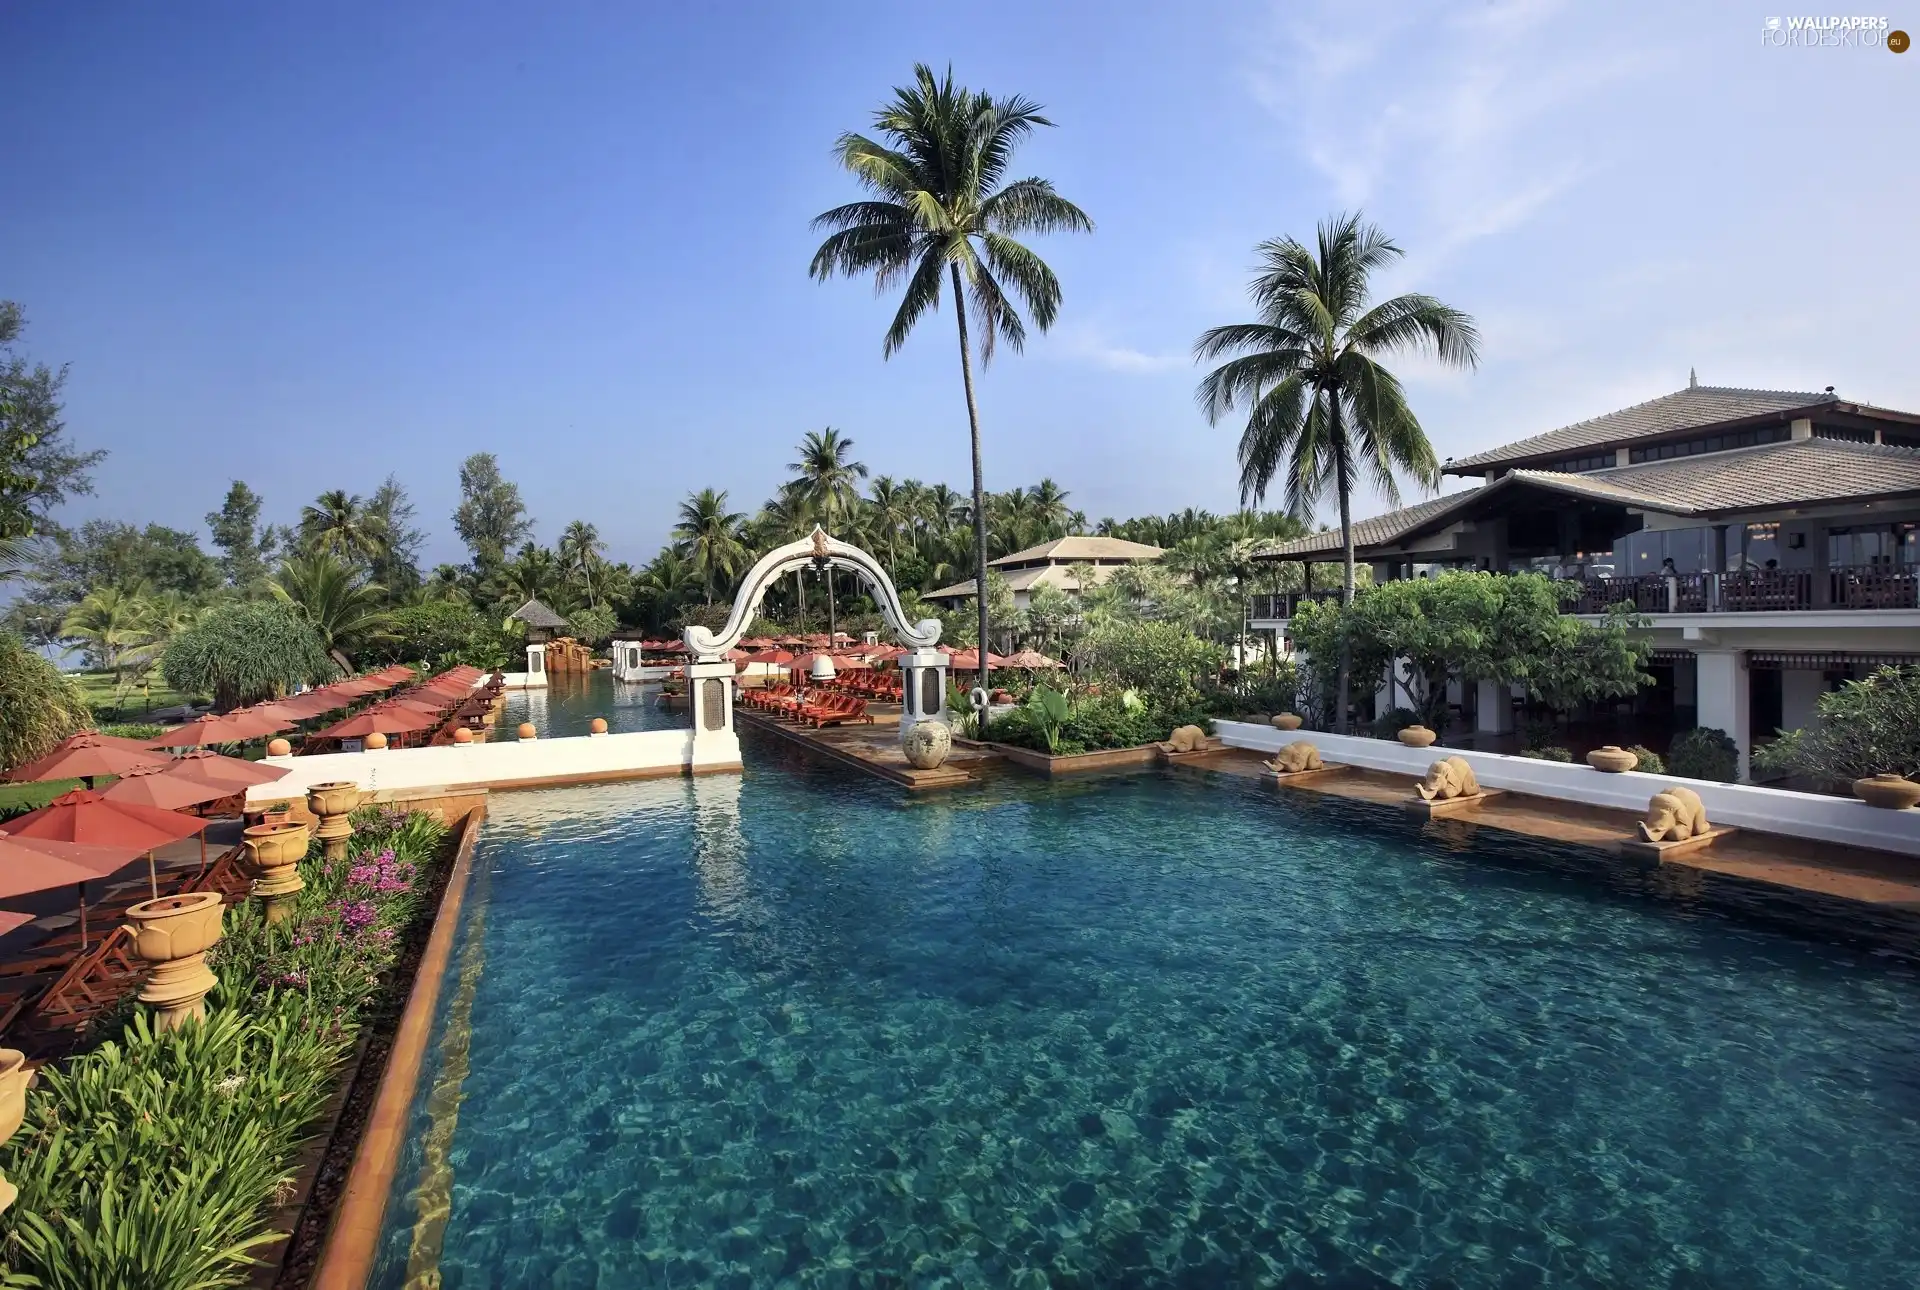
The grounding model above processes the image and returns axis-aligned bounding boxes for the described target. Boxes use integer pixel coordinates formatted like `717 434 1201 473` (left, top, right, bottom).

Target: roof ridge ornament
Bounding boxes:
1689 367 1697 389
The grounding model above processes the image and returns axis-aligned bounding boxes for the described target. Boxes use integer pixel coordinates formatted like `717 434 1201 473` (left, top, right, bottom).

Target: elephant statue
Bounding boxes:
1639 786 1709 842
1415 756 1480 802
1164 725 1209 754
1265 741 1324 774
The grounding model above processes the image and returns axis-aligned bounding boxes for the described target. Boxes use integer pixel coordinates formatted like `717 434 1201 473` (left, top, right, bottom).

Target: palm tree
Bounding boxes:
270 552 389 671
810 63 1092 719
1030 479 1072 537
497 544 561 609
789 428 868 534
673 489 747 604
557 520 608 608
865 475 912 570
61 585 153 683
1194 212 1479 731
300 490 388 569
633 550 700 631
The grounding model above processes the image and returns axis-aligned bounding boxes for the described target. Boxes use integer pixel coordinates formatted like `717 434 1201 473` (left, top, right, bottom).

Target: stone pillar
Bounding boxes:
1810 523 1832 607
1475 679 1514 735
524 641 549 688
898 647 951 747
1694 650 1751 781
1780 667 1825 735
686 658 742 772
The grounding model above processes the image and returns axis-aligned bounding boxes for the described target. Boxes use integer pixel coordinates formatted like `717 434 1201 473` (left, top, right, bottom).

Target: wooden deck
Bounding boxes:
737 706 995 790
1173 749 1920 924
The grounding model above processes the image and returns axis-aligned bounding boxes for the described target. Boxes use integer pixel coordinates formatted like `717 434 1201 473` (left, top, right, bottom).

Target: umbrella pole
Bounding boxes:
197 832 208 880
78 884 88 951
147 850 158 901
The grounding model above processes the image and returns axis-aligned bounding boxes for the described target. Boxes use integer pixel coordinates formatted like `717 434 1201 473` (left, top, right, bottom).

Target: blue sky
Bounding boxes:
5 0 1913 568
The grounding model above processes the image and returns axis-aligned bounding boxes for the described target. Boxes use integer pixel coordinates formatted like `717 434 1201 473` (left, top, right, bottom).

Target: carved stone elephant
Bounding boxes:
1265 741 1323 774
1165 725 1209 753
1640 786 1709 842
1415 756 1480 801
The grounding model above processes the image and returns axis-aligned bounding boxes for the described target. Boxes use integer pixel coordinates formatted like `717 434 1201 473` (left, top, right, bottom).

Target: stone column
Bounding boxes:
687 658 742 772
1693 650 1752 781
897 647 952 748
1780 667 1825 735
524 641 548 687
1475 679 1514 735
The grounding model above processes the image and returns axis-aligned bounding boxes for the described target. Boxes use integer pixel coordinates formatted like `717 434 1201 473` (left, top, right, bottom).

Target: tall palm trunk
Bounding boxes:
952 263 991 734
1335 421 1356 735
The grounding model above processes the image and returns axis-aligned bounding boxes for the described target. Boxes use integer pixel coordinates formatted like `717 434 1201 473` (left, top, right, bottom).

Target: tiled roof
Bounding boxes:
990 536 1164 566
507 598 570 629
1255 439 1920 558
1447 385 1833 471
927 562 1133 601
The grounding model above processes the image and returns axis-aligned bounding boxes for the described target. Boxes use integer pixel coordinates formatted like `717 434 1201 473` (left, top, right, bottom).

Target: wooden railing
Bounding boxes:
1572 569 1917 614
1248 590 1344 621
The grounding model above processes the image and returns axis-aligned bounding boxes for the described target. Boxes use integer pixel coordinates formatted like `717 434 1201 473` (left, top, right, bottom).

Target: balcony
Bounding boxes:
1571 568 1919 615
1248 591 1344 622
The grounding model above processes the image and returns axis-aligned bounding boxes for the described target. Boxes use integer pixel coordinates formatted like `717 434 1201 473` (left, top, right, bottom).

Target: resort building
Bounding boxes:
925 535 1165 610
1251 380 1920 777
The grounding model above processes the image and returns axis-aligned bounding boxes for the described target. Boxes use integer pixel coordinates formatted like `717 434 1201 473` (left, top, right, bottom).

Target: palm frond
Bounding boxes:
1345 293 1482 366
884 249 949 356
979 232 1063 332
1234 374 1312 509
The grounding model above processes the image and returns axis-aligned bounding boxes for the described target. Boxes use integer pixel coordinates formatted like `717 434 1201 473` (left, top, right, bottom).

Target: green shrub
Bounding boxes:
1519 746 1574 762
1627 744 1665 774
96 722 166 741
1751 665 1920 787
1669 726 1739 782
1369 707 1420 739
162 601 336 711
0 631 92 772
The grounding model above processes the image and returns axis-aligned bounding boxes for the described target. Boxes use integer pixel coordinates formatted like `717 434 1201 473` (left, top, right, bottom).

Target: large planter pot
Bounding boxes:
243 820 310 870
1271 713 1303 731
1397 725 1438 748
125 891 225 1031
1586 745 1638 773
307 781 362 866
1854 773 1920 810
903 721 952 770
0 1049 30 1213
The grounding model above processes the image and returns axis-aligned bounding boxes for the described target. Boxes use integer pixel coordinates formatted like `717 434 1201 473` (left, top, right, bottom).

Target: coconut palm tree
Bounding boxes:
1029 478 1072 538
61 585 153 683
633 549 700 631
788 429 868 534
557 520 608 608
1194 212 1479 731
270 552 389 671
300 489 388 569
810 63 1092 720
865 475 912 570
673 489 748 605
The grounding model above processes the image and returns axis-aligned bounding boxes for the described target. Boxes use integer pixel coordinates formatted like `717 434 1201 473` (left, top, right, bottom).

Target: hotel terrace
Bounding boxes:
1251 380 1920 778
926 534 1165 611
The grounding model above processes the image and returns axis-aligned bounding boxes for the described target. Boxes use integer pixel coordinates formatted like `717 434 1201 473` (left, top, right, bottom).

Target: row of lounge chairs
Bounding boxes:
826 671 903 701
740 685 873 727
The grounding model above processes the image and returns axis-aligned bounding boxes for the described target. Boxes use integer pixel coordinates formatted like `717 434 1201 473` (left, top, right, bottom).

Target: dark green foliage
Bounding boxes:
377 601 512 670
162 600 336 710
1627 745 1665 774
28 520 221 606
1518 746 1574 762
453 452 532 574
0 301 104 542
204 481 276 590
0 630 92 771
1669 727 1739 783
1753 665 1920 787
1369 707 1421 739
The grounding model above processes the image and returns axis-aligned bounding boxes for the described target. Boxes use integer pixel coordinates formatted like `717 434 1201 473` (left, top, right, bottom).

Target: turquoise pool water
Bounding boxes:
371 746 1920 1288
502 669 686 738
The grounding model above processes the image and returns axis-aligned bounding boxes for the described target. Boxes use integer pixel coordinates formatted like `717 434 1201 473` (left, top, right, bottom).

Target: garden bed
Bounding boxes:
960 737 1162 778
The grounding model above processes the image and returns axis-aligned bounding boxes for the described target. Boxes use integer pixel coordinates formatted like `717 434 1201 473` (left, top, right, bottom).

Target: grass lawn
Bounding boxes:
0 777 84 818
69 670 203 721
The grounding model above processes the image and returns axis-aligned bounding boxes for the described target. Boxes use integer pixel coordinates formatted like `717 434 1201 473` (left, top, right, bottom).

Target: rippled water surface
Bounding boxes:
372 746 1920 1289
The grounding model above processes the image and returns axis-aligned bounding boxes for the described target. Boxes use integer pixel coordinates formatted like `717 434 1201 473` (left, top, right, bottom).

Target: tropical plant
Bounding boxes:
811 63 1092 730
298 489 388 568
557 520 608 608
452 452 533 575
162 600 336 710
0 630 92 770
1628 745 1666 774
59 584 153 681
567 602 618 646
1752 665 1920 787
1024 683 1070 754
1194 212 1478 730
672 489 748 604
1668 727 1740 783
270 551 389 671
378 601 511 670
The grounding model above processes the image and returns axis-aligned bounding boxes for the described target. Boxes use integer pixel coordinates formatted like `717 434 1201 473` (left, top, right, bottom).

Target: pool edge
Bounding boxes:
311 797 488 1290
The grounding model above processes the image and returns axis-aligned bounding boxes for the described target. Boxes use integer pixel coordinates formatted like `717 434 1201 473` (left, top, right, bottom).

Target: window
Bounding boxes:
1545 452 1613 473
1814 425 1876 444
1739 522 1780 571
1628 424 1790 463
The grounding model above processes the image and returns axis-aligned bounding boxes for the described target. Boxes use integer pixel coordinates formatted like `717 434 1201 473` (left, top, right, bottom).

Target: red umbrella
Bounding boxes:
0 832 145 948
328 677 387 698
4 733 172 785
147 708 289 748
103 764 235 811
1004 649 1063 669
753 649 794 666
258 692 341 722
387 696 453 715
0 911 34 938
318 707 436 739
946 650 1009 671
6 789 209 900
166 749 292 790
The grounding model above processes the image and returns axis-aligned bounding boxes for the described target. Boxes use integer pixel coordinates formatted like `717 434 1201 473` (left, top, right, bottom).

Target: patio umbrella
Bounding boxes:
328 677 388 698
258 692 342 722
5 788 209 901
166 749 292 790
946 650 1010 672
4 733 172 786
318 707 436 739
0 832 144 949
103 764 234 812
387 696 453 716
1003 649 1063 670
0 911 35 939
147 708 289 748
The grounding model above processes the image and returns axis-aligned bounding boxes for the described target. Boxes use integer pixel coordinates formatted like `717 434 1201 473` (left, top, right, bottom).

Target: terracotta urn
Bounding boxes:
0 1048 30 1213
1854 773 1920 810
590 717 609 735
518 722 538 740
307 781 362 865
1397 725 1438 748
453 727 473 744
125 891 224 1030
244 820 311 920
365 731 389 750
1271 713 1303 731
903 721 952 770
267 737 292 757
1586 745 1638 773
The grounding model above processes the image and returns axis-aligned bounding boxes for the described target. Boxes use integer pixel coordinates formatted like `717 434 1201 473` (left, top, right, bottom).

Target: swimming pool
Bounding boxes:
370 745 1920 1287
502 669 687 739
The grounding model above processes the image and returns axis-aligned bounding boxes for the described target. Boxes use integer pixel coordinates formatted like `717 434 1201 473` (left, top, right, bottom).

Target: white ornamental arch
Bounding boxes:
683 527 942 661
